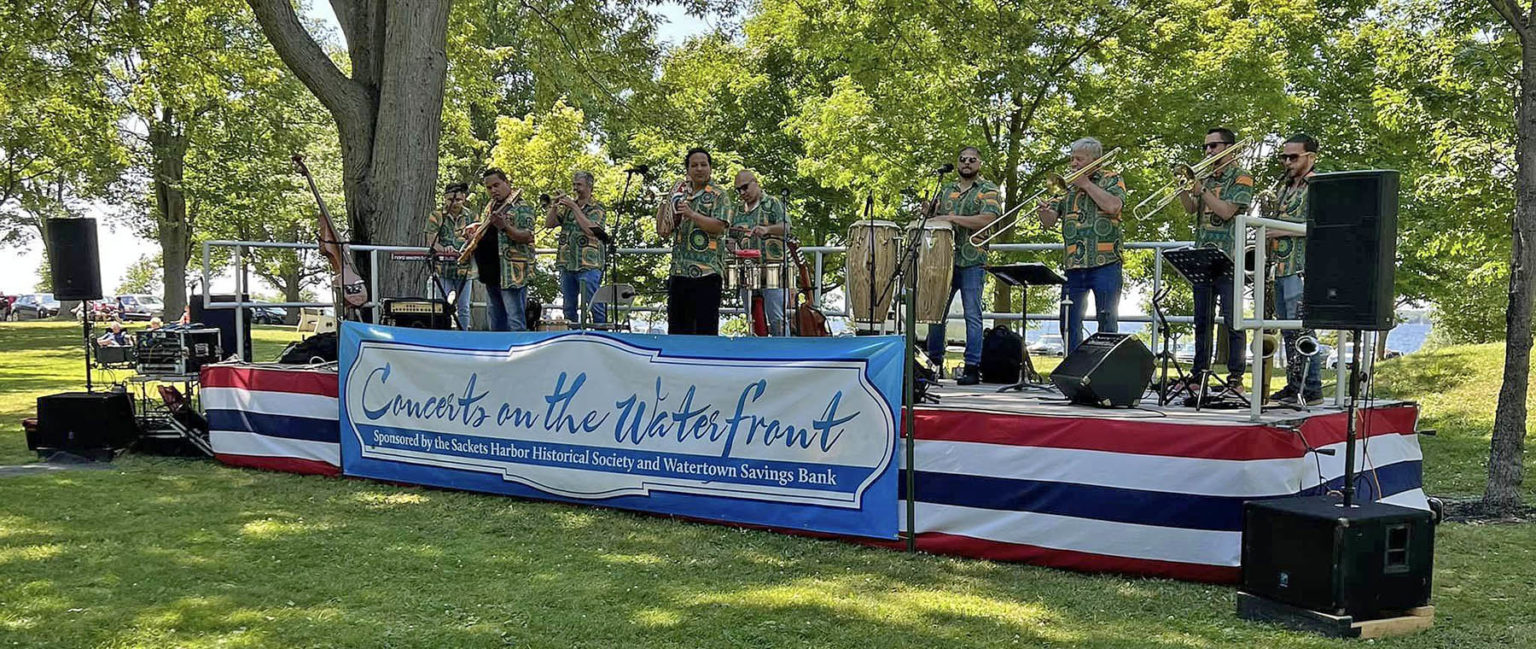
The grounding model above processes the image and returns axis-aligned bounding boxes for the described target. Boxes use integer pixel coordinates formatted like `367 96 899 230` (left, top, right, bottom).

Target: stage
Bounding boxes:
201 356 1426 584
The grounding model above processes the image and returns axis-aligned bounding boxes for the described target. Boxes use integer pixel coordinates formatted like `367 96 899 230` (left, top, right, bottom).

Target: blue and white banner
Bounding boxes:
338 322 904 538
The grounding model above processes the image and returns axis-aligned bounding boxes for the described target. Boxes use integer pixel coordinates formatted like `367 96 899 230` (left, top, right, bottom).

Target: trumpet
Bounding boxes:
969 147 1122 247
539 190 568 208
1132 137 1258 219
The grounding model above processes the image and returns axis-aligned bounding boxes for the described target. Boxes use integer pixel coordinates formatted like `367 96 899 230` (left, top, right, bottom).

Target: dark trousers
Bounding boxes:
1192 276 1245 377
667 274 722 335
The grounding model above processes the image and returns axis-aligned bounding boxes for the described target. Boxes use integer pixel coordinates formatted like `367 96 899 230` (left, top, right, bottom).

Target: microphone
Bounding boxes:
934 163 955 175
625 164 650 175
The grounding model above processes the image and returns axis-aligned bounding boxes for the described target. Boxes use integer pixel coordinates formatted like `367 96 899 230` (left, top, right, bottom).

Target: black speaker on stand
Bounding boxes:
46 218 104 392
1302 170 1399 330
1240 169 1436 638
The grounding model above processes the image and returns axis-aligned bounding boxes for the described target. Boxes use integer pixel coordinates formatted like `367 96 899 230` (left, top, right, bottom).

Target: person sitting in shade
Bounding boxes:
98 320 131 347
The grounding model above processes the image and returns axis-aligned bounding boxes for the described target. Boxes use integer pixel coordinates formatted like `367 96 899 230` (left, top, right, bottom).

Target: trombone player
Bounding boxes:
1037 137 1127 353
1179 128 1255 394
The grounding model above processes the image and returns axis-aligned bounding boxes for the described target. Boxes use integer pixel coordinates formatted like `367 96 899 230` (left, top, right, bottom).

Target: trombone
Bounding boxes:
969 147 1122 247
1132 137 1258 219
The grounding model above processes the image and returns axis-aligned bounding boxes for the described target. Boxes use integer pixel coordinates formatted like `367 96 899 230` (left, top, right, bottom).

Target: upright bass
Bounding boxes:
292 155 368 315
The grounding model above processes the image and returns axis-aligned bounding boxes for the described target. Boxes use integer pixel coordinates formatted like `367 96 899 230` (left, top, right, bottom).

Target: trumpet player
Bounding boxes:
1037 137 1127 353
424 182 476 330
545 171 607 326
656 147 731 335
1179 128 1255 392
924 146 1002 386
1267 133 1325 406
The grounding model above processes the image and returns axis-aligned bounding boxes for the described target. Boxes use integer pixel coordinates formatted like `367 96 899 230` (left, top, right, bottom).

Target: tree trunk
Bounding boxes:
992 104 1025 316
150 106 192 318
1484 40 1536 514
247 0 452 305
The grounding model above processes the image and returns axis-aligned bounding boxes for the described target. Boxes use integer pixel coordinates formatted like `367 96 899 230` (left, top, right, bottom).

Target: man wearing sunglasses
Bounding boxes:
729 170 789 336
546 171 607 327
425 182 476 330
925 146 1004 386
1177 127 1255 394
1267 133 1325 406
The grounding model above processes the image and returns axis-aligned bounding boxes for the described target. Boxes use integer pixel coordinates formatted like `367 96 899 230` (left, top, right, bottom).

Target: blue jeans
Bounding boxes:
739 288 787 336
1274 274 1324 396
1192 277 1245 377
483 284 527 332
926 265 985 367
438 275 473 331
560 269 606 325
1062 262 1122 352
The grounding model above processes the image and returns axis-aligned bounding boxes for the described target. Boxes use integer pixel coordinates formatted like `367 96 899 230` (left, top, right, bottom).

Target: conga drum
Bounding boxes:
846 220 900 325
907 219 954 324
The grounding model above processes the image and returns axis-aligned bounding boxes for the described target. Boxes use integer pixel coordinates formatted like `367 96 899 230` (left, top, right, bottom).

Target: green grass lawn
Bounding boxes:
0 321 1533 648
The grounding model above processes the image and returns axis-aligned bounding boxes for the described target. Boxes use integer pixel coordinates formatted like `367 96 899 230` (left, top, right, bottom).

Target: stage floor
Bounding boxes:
918 382 1378 428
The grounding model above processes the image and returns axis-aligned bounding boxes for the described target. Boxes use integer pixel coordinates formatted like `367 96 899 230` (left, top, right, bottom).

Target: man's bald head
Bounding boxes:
734 169 761 204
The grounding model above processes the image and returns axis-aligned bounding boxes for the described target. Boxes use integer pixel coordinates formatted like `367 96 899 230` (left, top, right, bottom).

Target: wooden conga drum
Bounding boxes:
906 219 954 324
846 220 900 326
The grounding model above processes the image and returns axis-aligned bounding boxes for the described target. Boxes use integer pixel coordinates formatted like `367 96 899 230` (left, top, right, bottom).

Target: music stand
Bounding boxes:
985 263 1066 392
1163 246 1248 410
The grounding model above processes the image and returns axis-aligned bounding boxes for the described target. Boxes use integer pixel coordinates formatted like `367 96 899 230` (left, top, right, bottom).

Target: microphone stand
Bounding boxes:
897 168 947 554
611 169 640 332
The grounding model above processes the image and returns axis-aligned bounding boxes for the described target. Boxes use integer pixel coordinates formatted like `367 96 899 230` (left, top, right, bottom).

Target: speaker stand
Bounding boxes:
81 301 95 393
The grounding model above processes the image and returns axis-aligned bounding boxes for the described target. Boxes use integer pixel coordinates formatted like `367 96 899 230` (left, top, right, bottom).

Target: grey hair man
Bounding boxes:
1036 137 1127 353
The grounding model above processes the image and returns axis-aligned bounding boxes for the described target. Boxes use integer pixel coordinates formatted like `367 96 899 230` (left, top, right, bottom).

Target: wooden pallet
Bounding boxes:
1237 591 1434 639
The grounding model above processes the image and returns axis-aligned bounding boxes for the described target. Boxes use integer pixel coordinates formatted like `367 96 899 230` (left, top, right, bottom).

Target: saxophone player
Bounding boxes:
1267 133 1325 406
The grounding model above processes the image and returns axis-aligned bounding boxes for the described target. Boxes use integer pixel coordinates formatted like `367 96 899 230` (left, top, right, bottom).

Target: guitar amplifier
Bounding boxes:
382 298 452 329
135 327 223 376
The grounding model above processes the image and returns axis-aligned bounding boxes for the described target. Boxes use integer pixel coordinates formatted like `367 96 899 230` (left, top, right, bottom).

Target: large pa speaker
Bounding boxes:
1303 170 1399 331
189 294 252 362
1051 333 1154 407
1242 495 1434 620
46 218 103 301
28 391 139 456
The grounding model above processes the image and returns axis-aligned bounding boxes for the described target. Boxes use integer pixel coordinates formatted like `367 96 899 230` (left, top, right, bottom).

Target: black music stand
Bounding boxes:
986 263 1066 392
1163 246 1247 410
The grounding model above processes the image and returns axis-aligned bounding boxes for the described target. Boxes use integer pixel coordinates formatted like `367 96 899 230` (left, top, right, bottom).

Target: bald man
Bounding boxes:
730 170 790 335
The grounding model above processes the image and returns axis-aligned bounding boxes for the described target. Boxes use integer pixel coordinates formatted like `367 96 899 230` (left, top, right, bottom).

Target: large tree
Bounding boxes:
246 0 453 298
1486 0 1535 513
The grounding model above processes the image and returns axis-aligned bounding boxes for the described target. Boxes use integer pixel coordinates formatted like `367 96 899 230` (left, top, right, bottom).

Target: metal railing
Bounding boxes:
200 238 1266 385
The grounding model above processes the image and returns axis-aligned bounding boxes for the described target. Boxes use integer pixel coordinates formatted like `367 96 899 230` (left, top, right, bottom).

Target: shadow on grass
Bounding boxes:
0 458 1372 649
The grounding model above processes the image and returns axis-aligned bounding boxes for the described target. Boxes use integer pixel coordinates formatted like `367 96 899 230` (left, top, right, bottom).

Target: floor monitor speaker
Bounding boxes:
1050 333 1154 407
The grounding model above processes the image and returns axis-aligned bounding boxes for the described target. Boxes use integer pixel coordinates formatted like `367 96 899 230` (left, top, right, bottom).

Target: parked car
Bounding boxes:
11 293 61 320
252 306 288 324
1028 334 1066 357
114 294 164 321
1173 341 1197 363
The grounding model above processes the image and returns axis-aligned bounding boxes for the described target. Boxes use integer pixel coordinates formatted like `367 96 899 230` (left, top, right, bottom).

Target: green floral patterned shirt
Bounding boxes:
1051 171 1129 270
730 195 787 264
669 180 732 278
1269 174 1311 277
554 201 607 272
424 205 475 280
936 179 1002 268
479 197 537 289
1192 164 1255 256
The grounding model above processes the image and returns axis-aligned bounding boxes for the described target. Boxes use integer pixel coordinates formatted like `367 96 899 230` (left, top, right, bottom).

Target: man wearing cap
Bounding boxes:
426 181 477 329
